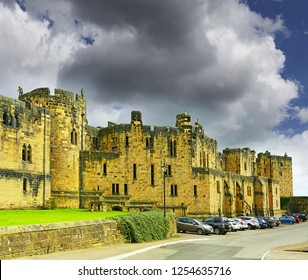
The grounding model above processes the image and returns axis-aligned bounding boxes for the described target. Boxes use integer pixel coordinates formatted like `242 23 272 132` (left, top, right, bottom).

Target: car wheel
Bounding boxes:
248 224 252 230
214 227 221 234
177 227 181 233
197 228 203 235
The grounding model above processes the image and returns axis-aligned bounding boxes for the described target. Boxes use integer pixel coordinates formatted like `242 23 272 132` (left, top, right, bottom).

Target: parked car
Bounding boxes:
294 212 307 222
176 217 214 235
269 216 281 226
279 216 296 224
262 217 275 228
228 218 241 232
202 217 231 235
257 217 268 229
292 214 301 223
234 218 248 230
238 216 259 229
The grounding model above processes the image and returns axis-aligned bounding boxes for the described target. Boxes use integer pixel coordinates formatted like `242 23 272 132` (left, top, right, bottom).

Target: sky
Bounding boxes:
0 0 307 196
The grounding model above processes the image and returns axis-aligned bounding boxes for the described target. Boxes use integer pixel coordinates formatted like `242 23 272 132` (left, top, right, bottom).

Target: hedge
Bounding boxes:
111 211 172 243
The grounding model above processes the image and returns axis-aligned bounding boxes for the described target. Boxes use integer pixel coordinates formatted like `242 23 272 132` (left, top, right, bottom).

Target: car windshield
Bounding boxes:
193 219 202 225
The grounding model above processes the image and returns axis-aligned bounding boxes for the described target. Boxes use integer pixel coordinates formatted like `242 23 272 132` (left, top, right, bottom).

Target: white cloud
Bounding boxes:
296 107 308 123
0 2 83 95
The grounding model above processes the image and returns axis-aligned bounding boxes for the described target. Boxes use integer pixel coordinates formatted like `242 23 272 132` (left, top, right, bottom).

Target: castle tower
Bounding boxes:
19 88 86 208
257 152 293 196
176 112 192 134
223 147 256 176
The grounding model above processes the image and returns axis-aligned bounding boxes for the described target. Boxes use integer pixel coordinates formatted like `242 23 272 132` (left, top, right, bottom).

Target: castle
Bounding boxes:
0 87 293 217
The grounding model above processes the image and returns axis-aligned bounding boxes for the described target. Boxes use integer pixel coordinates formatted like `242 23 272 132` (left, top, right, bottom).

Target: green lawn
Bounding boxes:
0 209 129 227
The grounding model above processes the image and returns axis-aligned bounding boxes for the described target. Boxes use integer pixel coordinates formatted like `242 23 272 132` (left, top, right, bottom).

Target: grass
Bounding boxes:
0 209 129 227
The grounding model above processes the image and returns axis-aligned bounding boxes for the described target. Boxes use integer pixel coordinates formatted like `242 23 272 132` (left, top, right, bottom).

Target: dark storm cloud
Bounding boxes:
70 0 201 48
57 0 250 108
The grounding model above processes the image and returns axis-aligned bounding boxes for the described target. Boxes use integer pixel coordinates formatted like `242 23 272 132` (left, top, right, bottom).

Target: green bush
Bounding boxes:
111 211 172 243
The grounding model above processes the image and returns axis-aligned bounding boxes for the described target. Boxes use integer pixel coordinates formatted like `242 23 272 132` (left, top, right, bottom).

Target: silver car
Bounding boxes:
238 216 259 229
176 217 214 235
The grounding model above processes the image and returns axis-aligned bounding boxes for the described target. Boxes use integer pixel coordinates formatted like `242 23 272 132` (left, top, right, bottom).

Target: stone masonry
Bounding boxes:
0 88 293 217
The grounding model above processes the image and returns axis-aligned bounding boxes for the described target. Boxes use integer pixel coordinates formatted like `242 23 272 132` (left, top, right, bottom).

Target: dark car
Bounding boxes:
176 217 214 235
263 217 275 228
257 217 268 229
269 216 281 226
202 216 231 235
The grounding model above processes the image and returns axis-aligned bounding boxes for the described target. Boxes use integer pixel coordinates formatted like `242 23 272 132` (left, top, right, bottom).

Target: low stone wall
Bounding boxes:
0 219 124 259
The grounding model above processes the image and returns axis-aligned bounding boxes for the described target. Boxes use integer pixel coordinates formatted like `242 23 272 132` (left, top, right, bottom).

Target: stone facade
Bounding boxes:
0 94 51 209
0 88 293 217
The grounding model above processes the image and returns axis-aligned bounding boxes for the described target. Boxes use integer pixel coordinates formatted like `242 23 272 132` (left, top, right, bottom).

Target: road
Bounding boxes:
117 222 308 260
15 221 308 260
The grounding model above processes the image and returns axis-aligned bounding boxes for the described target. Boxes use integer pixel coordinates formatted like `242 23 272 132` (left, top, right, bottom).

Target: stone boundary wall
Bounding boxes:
0 219 124 259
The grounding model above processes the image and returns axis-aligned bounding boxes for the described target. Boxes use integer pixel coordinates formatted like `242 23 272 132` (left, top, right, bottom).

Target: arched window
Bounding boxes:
71 129 77 145
13 116 18 127
8 114 13 126
3 112 8 125
27 145 32 162
22 144 27 161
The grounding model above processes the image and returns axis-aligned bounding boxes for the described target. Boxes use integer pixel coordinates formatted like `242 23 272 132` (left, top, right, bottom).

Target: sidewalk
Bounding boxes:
262 242 308 260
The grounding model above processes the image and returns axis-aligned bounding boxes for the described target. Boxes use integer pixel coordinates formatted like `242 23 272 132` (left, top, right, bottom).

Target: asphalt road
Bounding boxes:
118 222 308 260
15 221 308 260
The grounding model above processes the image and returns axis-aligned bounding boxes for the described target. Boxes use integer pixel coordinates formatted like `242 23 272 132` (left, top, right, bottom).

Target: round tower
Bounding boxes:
19 88 86 208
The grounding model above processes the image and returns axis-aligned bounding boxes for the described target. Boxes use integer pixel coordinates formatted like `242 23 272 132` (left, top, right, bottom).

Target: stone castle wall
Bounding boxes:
0 219 124 259
0 94 51 209
0 87 294 216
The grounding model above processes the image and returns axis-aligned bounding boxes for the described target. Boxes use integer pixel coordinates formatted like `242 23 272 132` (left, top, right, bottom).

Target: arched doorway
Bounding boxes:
112 206 123 211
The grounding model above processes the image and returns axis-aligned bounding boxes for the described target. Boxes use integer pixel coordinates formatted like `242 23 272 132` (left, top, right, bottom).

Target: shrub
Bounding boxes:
111 211 172 243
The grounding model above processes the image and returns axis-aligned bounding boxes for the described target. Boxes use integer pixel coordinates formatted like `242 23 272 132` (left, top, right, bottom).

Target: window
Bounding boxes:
71 129 77 145
103 163 107 175
133 164 137 179
22 144 27 161
151 164 154 185
23 178 28 193
8 114 13 126
112 183 119 195
93 137 99 149
166 165 172 176
247 186 252 196
171 184 178 196
146 137 154 149
125 136 129 147
27 145 32 162
168 139 177 157
22 144 32 162
193 185 197 197
3 112 8 125
216 181 220 193
124 184 128 195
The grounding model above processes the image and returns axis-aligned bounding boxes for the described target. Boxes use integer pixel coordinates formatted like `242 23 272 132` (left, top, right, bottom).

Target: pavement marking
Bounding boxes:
103 237 226 260
260 250 271 260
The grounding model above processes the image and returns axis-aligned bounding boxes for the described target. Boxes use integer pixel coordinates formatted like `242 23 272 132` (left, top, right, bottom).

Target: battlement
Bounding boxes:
19 87 86 109
257 151 292 161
